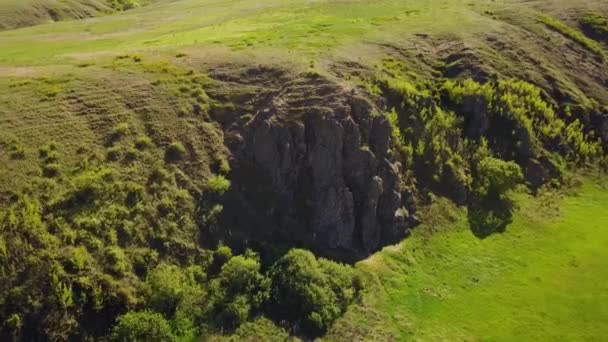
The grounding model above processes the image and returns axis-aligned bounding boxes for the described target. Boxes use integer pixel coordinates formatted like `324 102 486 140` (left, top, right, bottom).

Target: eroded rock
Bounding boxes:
222 74 417 260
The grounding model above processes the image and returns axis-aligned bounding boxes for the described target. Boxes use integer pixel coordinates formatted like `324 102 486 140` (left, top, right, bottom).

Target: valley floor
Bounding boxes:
328 175 608 341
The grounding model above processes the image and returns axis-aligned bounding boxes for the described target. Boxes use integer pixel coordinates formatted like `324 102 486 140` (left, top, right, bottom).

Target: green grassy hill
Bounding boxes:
0 0 607 340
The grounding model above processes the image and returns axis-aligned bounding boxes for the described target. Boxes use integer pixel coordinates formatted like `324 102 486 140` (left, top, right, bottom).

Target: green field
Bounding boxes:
327 176 608 340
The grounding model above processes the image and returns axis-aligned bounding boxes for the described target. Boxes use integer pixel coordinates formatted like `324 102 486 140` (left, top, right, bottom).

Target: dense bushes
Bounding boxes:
379 74 603 236
268 249 362 335
0 139 362 341
443 78 602 164
111 310 174 341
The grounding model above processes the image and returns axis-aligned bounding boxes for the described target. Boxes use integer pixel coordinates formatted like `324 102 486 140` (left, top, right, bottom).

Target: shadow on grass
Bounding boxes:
467 197 515 239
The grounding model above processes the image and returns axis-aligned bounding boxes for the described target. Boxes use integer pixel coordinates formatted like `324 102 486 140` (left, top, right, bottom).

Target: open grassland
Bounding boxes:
327 176 608 340
1 0 606 108
0 0 605 66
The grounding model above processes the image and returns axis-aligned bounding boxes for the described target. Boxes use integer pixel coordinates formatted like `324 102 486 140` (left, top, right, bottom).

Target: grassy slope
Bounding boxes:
327 176 608 340
0 0 113 30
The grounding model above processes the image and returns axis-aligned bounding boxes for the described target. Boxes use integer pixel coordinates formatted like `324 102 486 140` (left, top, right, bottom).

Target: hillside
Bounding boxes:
0 0 151 30
0 0 607 340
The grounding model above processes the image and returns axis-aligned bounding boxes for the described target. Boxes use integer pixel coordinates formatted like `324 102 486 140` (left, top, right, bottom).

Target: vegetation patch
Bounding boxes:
579 12 608 41
539 15 605 61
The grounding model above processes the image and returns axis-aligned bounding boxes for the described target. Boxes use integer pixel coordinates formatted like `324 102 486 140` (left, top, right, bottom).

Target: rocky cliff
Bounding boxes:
210 72 417 261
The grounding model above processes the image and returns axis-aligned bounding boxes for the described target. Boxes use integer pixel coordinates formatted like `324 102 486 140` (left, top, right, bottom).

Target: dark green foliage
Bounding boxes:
111 310 174 342
209 252 270 329
443 79 602 164
378 77 469 201
268 249 362 336
474 156 524 200
468 151 523 238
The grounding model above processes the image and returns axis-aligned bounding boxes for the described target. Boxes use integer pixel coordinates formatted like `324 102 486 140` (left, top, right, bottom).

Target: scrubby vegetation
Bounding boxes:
376 73 604 234
0 132 361 339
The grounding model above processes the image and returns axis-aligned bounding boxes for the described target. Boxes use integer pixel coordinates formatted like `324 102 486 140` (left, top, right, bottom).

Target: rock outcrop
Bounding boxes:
219 74 417 260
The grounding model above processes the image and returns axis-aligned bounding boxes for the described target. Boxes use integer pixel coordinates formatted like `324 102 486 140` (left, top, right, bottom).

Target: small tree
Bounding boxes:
267 249 361 336
111 310 174 342
474 157 523 200
209 252 270 330
469 156 523 237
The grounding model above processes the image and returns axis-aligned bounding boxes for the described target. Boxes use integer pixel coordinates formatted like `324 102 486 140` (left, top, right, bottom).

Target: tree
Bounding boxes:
474 156 523 200
209 252 270 330
469 156 523 237
111 310 174 342
267 249 361 336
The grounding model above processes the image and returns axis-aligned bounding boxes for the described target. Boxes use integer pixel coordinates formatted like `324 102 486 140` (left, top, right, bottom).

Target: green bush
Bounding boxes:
474 157 523 200
134 135 154 150
206 174 231 195
146 263 197 315
111 310 174 342
268 249 361 336
469 156 523 237
210 253 270 329
105 247 130 276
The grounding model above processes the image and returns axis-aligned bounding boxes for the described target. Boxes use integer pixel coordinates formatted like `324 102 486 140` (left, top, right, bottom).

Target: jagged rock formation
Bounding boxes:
216 74 417 260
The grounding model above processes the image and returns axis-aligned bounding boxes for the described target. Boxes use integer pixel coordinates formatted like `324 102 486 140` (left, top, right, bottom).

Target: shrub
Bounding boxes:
134 135 154 150
469 156 523 237
165 141 187 162
43 163 61 178
209 253 270 330
206 175 231 195
474 157 523 200
268 249 361 336
39 143 58 161
65 246 92 273
105 247 130 276
9 144 25 160
113 123 130 137
111 310 174 342
146 263 191 315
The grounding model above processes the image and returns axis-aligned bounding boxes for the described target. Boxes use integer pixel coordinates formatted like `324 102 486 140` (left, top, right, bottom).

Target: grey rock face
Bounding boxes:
228 75 417 259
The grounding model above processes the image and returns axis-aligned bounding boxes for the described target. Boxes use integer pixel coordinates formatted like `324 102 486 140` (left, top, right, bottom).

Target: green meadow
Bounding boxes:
328 176 608 340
